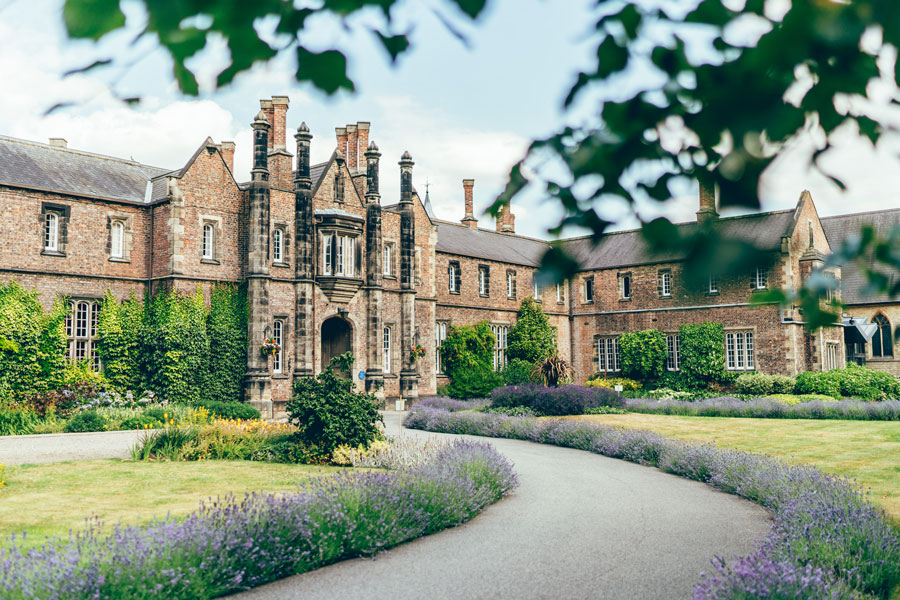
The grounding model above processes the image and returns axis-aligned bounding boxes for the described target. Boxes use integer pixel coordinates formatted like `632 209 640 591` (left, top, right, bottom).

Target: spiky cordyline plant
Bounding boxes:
533 355 570 387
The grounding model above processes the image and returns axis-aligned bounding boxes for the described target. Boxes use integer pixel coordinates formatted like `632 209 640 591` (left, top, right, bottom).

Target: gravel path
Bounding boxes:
232 412 771 600
0 429 144 465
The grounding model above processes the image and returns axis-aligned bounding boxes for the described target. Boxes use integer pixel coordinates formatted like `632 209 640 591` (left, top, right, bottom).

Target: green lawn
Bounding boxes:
569 413 900 523
0 459 339 549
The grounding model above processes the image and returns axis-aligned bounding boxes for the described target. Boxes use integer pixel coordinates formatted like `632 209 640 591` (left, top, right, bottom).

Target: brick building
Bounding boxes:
0 96 894 416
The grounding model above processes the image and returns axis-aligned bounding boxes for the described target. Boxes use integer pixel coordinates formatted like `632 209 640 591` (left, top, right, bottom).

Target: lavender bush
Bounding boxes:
626 397 900 421
0 439 516 599
404 407 900 599
415 396 490 412
491 384 624 416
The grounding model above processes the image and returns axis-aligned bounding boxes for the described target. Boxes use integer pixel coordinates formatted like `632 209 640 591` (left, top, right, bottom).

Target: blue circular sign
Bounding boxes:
358 370 366 380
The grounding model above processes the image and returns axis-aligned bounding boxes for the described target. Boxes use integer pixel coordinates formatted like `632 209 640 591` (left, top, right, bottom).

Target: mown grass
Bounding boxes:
568 413 900 523
0 459 339 550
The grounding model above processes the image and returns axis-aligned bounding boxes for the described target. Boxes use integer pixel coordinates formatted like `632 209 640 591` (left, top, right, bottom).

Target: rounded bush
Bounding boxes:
735 373 774 397
195 400 261 421
64 410 107 433
119 415 162 430
769 374 796 394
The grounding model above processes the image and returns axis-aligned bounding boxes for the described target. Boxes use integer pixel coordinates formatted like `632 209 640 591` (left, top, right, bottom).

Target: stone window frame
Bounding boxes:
383 241 396 278
40 202 70 257
724 327 756 371
382 325 392 374
582 275 594 304
435 320 449 374
506 269 517 300
272 317 287 375
751 266 768 290
594 334 621 373
665 332 680 371
556 281 567 305
658 268 672 298
383 321 398 378
106 212 134 263
319 230 360 278
824 341 841 371
415 247 422 286
478 264 490 297
272 223 290 268
199 216 223 265
533 276 542 303
871 313 893 358
65 298 101 370
448 260 461 294
618 272 632 301
490 323 510 371
708 274 719 296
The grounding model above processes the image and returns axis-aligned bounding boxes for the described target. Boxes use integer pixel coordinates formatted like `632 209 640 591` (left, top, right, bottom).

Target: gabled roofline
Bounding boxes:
0 134 171 172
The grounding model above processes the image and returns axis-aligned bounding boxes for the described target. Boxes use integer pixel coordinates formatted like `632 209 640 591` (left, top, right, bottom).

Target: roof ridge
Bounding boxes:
433 218 552 244
0 134 170 172
821 207 900 221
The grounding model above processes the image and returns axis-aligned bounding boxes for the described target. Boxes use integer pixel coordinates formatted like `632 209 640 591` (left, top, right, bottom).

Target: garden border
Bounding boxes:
404 401 900 599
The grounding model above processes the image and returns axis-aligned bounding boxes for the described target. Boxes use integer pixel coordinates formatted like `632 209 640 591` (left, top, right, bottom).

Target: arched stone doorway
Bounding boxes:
321 316 352 372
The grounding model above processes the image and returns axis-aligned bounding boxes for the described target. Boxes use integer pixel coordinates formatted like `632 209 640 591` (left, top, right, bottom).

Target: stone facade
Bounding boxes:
1 95 892 416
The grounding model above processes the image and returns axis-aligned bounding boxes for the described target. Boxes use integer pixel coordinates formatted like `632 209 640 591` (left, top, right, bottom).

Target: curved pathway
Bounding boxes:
0 428 144 465
233 412 771 600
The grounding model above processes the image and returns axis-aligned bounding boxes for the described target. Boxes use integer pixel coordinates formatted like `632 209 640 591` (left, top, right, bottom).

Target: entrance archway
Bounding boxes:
321 316 353 372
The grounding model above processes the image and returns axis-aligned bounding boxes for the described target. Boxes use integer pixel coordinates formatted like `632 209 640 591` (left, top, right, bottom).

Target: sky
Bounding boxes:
2 0 900 239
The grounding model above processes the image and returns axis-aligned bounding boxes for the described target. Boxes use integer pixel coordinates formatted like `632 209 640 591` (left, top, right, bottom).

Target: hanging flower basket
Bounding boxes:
260 338 280 357
409 344 426 363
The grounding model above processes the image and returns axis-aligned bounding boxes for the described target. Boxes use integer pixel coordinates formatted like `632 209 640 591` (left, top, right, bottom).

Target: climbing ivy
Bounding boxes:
0 281 67 399
619 329 666 381
204 283 248 403
138 287 210 404
679 322 728 389
96 291 143 391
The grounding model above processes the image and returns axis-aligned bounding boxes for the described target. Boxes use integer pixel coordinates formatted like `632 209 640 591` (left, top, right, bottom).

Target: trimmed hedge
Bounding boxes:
404 406 900 599
796 364 900 400
490 384 623 416
735 373 796 397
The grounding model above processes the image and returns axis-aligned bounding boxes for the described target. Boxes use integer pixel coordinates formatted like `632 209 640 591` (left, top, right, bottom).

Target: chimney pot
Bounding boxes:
48 138 67 148
696 176 718 224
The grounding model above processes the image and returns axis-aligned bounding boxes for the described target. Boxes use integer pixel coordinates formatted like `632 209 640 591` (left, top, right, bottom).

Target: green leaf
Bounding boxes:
63 59 113 77
374 30 411 63
447 0 488 19
63 0 125 40
295 47 355 95
173 61 199 96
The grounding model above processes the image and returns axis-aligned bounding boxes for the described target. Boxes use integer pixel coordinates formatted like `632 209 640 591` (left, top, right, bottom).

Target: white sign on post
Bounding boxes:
614 384 624 393
395 399 405 412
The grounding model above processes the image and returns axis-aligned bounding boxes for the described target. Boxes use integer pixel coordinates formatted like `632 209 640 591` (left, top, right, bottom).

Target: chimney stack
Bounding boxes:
357 122 370 173
335 127 348 160
48 138 67 149
220 141 235 173
461 179 477 229
260 99 275 152
270 96 289 151
496 204 516 234
696 176 718 224
346 124 358 172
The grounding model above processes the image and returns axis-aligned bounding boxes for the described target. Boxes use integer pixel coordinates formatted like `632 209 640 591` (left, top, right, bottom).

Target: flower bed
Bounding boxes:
0 438 517 599
625 396 900 421
404 405 900 599
490 384 623 416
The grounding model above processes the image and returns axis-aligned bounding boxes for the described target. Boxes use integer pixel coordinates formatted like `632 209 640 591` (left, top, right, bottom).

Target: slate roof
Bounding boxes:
434 220 550 266
822 208 900 305
0 135 171 203
561 210 796 270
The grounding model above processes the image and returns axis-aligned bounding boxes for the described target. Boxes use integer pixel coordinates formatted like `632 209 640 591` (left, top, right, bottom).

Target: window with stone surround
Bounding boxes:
448 261 461 294
435 321 448 373
479 265 490 297
725 330 754 371
708 274 718 294
825 341 840 371
597 336 621 373
618 272 632 300
202 222 216 261
506 270 517 300
272 227 285 264
321 233 357 277
491 324 509 371
658 269 672 297
383 243 393 276
583 276 594 303
556 281 566 304
272 319 284 373
40 202 69 256
752 267 768 290
383 326 392 374
666 333 680 371
533 277 542 302
110 221 125 259
872 314 893 358
65 300 100 370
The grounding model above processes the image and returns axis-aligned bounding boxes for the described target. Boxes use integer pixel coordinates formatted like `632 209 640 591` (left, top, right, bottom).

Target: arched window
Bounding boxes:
202 223 215 260
111 221 125 258
872 314 893 358
45 212 59 251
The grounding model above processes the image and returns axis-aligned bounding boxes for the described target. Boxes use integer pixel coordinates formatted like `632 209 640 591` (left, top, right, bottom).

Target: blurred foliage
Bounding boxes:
61 0 900 329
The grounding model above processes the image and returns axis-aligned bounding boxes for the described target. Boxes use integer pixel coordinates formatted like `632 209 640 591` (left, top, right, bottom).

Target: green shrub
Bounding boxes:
500 358 537 385
831 363 900 400
506 297 556 364
770 374 796 394
119 415 162 430
64 410 107 433
96 292 143 391
195 400 260 421
586 376 642 391
735 373 774 397
130 426 199 461
287 352 382 458
440 321 495 376
0 407 38 436
251 437 318 464
795 371 842 398
203 284 248 403
679 322 727 388
446 365 504 399
619 329 666 380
